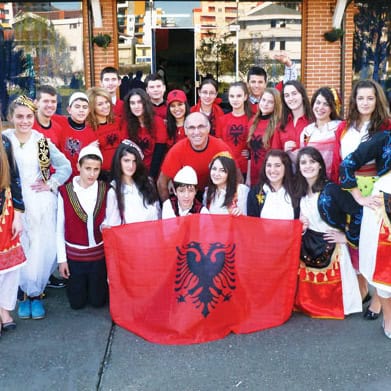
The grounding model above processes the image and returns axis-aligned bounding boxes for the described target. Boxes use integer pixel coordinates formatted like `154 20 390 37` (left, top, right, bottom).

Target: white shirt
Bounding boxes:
260 184 295 220
340 121 370 159
162 199 209 219
104 182 160 226
205 184 249 215
300 120 340 146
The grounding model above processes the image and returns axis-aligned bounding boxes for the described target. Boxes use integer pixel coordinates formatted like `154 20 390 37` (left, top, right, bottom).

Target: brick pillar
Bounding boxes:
302 0 355 116
82 0 119 89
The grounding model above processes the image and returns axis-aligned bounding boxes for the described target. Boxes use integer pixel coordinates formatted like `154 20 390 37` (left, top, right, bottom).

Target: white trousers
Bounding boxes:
0 268 21 310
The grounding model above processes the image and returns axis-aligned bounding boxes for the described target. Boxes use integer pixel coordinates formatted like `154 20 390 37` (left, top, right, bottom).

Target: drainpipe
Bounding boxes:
87 0 95 86
340 14 346 115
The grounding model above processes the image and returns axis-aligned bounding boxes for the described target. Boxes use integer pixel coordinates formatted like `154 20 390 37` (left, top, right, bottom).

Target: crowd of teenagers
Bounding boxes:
0 60 391 341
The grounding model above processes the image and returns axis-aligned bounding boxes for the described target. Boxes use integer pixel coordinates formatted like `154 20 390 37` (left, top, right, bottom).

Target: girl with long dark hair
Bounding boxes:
103 140 160 226
204 152 249 215
247 149 298 219
247 88 282 186
300 87 341 177
122 88 168 179
294 147 361 319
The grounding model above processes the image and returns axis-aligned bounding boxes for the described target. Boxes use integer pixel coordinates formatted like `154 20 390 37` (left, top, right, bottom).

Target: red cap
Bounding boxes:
167 89 187 105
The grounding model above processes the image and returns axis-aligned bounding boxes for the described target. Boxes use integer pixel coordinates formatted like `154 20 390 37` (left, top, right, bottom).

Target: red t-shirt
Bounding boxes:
134 116 168 171
167 125 187 149
152 102 168 122
271 114 309 151
113 99 124 120
161 136 233 191
215 113 249 174
94 118 126 171
248 116 275 186
249 102 258 116
33 116 62 147
57 118 97 177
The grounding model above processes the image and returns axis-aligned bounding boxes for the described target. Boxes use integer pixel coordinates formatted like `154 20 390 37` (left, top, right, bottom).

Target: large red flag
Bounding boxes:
103 215 301 344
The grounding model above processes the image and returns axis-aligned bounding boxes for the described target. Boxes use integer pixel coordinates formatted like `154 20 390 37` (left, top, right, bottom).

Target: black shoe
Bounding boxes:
47 275 67 289
362 292 371 304
363 307 380 320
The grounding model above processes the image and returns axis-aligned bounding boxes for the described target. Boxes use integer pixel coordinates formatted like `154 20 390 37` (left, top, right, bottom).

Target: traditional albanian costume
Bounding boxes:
295 182 362 319
340 130 391 298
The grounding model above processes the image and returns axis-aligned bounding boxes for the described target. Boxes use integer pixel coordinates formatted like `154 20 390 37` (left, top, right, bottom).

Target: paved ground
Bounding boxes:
1 288 390 391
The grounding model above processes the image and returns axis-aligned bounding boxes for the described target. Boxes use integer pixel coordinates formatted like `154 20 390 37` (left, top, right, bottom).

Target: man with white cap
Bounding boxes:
162 165 209 218
56 92 97 177
56 145 109 309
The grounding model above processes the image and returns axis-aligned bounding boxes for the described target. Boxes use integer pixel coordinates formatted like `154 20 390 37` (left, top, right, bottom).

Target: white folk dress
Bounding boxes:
359 171 391 297
300 193 361 315
3 129 71 297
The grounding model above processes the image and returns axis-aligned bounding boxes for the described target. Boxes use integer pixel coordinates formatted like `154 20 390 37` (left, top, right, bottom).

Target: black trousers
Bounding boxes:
67 258 108 310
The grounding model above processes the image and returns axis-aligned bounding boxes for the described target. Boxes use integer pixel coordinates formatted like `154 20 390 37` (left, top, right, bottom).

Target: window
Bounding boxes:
0 2 84 118
280 41 286 50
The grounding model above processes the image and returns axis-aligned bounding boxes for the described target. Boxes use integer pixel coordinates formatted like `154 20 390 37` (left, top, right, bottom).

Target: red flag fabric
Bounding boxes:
103 215 301 344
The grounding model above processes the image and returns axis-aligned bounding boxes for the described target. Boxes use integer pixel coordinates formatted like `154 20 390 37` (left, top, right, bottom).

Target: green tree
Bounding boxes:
0 33 28 119
196 33 235 81
13 13 73 83
353 0 391 87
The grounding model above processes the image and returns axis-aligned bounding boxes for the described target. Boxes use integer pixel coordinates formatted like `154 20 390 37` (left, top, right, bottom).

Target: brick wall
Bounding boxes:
80 0 357 115
82 0 119 88
302 0 355 116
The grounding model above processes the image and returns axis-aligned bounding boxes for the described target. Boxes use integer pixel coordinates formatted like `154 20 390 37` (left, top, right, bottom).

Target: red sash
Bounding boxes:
373 220 391 286
0 188 26 272
295 245 344 319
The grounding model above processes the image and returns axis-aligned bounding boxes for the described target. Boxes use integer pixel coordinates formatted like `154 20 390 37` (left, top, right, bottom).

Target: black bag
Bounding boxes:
300 229 336 269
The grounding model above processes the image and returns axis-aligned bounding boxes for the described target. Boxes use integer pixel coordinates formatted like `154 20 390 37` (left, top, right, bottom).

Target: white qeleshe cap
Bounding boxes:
173 166 198 185
78 145 103 163
69 92 89 107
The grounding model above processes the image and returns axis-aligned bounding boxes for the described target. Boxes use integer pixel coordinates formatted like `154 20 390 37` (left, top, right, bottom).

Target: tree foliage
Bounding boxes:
0 34 28 119
196 33 235 80
13 13 73 83
353 0 391 86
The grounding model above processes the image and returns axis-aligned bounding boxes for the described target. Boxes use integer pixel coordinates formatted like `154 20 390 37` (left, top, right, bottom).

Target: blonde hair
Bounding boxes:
86 87 114 131
247 88 282 148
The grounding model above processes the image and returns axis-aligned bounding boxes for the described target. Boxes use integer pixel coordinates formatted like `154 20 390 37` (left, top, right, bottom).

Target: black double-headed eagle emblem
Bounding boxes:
175 241 236 317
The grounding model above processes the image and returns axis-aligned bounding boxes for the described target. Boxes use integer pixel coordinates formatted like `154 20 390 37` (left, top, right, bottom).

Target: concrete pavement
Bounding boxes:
1 288 390 391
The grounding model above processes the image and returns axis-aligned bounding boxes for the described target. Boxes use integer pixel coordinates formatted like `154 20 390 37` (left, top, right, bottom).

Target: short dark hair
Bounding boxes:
36 85 57 100
247 66 267 82
100 66 120 81
144 73 164 87
173 182 197 191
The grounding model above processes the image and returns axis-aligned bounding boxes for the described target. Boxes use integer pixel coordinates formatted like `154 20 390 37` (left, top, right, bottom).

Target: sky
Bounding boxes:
155 1 200 14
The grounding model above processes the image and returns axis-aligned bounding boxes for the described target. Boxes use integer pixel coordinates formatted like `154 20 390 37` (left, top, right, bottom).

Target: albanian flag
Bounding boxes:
103 215 301 344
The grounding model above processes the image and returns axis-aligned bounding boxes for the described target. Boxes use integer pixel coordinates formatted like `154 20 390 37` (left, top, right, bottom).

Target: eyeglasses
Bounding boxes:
185 124 208 132
199 91 217 97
